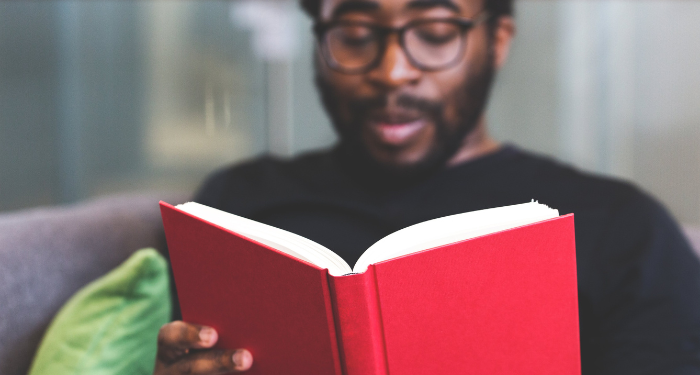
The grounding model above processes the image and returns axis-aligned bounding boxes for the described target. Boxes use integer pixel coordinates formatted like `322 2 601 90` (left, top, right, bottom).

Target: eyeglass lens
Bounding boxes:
405 22 463 68
323 21 465 72
326 25 380 71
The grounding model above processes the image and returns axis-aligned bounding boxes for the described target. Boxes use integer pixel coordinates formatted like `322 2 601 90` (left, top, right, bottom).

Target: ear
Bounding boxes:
492 16 516 69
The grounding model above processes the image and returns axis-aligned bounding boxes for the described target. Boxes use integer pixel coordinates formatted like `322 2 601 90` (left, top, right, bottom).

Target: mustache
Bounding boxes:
349 94 442 115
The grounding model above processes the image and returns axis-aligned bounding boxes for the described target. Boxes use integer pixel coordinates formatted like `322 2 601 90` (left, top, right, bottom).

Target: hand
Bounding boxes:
154 321 253 374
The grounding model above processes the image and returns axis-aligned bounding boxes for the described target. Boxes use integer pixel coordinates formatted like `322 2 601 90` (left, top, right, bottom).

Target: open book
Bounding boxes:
174 201 559 276
161 201 581 375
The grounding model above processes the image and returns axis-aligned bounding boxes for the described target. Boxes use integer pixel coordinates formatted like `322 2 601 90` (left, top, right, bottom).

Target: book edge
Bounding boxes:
364 214 574 271
160 201 326 273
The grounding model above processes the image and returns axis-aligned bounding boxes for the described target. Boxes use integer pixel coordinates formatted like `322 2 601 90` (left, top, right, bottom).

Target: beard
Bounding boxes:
315 46 496 186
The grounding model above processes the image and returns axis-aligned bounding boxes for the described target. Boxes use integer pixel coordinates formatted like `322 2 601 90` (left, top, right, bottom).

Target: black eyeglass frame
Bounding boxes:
313 11 491 74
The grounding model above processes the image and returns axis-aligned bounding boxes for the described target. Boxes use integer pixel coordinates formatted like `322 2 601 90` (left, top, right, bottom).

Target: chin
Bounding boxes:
368 146 449 178
370 149 432 170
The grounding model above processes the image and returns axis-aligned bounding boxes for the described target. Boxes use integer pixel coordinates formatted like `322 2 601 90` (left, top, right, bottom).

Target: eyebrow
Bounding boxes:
406 0 461 13
331 0 380 19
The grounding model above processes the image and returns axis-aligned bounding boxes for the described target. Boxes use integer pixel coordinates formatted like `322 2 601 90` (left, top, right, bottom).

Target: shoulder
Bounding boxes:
503 147 650 215
193 149 336 210
500 147 684 252
508 148 696 285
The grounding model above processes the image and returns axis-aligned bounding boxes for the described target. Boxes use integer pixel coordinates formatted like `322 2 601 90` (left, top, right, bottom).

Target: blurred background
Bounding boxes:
0 0 698 226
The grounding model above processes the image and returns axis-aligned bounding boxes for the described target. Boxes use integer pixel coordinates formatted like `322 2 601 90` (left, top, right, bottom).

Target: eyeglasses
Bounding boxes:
314 12 490 74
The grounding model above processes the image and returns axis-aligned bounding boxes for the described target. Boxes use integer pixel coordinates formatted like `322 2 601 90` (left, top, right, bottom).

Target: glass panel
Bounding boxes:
1 0 699 227
488 1 700 224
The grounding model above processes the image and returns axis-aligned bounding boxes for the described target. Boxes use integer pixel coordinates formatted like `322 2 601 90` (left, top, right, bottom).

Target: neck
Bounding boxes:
447 115 500 167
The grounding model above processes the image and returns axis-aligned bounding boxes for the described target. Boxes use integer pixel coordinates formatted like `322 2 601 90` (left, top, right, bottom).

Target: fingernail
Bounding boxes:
232 349 253 370
198 327 217 346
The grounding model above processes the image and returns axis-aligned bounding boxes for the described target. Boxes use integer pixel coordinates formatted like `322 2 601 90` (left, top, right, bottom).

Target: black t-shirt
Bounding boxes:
192 145 700 374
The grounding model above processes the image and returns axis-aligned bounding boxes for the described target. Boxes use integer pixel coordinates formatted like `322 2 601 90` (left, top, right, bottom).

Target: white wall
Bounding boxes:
488 1 700 224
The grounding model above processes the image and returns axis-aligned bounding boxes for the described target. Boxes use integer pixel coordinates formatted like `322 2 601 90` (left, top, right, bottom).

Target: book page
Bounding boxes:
176 202 353 276
177 201 558 277
352 202 559 273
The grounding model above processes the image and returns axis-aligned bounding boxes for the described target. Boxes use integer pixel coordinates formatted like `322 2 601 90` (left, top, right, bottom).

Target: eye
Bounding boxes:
412 22 460 45
334 25 375 47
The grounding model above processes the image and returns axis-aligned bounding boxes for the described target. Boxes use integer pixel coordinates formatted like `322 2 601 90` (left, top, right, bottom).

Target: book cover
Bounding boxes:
161 202 580 375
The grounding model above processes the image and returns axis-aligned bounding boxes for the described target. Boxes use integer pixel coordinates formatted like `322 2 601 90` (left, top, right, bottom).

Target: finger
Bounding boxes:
169 349 253 374
158 321 219 362
159 321 218 349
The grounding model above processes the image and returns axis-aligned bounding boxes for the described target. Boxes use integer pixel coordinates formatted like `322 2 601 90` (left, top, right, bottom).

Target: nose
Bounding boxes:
366 36 422 89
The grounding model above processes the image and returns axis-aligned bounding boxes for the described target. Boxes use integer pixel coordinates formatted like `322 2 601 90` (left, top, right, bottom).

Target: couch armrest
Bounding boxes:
683 225 700 259
0 193 188 375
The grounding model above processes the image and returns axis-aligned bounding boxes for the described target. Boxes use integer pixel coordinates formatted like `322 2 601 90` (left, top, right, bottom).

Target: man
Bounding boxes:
153 0 700 373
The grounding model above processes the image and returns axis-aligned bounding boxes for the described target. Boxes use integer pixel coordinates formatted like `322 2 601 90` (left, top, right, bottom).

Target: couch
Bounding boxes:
0 193 188 375
0 194 698 375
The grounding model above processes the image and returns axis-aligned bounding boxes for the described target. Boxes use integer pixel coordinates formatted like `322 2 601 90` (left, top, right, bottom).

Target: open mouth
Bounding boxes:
366 110 428 146
371 120 426 145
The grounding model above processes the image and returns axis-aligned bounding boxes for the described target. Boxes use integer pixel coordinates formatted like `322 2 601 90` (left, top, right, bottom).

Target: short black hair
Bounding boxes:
299 0 514 21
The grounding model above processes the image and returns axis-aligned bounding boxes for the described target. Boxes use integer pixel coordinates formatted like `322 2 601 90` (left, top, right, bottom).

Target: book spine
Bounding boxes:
328 266 388 375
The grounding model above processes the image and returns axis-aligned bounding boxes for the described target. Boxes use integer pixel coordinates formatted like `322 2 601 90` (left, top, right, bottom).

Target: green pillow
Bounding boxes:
29 248 172 375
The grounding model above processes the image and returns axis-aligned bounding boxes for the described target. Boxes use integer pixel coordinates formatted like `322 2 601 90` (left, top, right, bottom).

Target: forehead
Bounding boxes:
319 0 483 20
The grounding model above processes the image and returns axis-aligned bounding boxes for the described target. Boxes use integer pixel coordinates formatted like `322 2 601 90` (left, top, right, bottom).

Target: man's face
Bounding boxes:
315 0 507 175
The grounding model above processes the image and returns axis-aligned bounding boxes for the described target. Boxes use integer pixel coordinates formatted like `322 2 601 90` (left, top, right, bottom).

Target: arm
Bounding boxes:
579 194 700 374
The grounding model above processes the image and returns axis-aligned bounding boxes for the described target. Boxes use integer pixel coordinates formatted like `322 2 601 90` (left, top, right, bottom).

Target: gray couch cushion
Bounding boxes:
684 225 700 259
0 193 188 375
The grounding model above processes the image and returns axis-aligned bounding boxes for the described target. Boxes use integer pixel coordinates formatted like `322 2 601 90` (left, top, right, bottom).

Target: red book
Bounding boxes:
161 201 580 375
